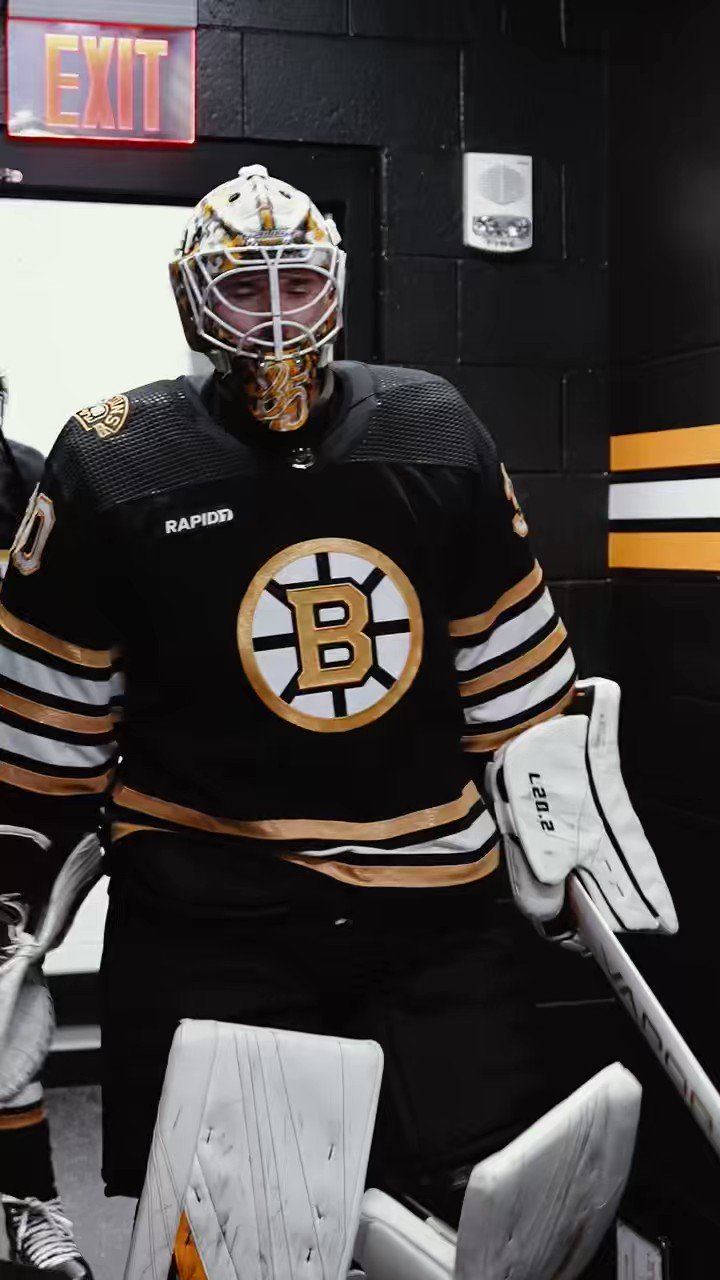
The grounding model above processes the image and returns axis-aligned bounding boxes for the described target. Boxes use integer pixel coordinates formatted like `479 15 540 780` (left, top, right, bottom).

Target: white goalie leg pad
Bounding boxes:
0 831 102 1102
356 1064 640 1280
124 1020 384 1280
355 1191 456 1280
488 678 677 933
0 968 54 1103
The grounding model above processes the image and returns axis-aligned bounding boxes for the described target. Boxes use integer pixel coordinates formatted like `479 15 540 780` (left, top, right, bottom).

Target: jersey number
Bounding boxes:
11 489 55 576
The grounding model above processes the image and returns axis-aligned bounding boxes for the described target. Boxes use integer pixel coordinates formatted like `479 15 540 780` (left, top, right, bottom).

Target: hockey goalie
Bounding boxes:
0 166 677 1276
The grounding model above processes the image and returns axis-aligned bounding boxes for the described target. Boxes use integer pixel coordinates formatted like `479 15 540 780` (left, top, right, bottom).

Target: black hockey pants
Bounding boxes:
100 851 554 1224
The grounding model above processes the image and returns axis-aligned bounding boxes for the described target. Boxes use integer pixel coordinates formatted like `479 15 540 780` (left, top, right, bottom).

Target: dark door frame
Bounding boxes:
0 135 380 361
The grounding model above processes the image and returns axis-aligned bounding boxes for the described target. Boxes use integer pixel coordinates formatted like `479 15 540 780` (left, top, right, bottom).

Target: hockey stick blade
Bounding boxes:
568 874 720 1162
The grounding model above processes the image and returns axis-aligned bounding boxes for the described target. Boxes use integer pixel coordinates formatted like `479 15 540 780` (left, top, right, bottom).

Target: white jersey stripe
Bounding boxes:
0 722 116 769
295 804 498 861
454 589 556 673
0 643 125 708
463 647 577 727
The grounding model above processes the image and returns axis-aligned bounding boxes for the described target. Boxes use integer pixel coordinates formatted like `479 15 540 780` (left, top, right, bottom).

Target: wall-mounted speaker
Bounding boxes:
463 152 533 254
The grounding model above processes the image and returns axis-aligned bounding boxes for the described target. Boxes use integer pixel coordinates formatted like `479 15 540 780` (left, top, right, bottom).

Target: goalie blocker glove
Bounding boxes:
486 677 678 937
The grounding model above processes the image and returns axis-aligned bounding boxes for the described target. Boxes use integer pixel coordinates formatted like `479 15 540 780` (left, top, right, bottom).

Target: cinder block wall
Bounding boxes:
609 7 720 1068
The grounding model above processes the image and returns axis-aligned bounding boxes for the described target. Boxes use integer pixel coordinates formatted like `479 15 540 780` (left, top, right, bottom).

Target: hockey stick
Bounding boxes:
568 874 720 1162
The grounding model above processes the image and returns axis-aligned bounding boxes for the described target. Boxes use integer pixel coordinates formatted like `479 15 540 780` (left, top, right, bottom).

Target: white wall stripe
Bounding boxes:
464 648 576 726
0 722 116 768
454 589 556 673
0 643 125 707
609 478 720 521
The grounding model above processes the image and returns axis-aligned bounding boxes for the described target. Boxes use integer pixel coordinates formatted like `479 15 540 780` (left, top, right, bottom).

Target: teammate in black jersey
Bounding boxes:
0 167 579 1229
0 374 93 1278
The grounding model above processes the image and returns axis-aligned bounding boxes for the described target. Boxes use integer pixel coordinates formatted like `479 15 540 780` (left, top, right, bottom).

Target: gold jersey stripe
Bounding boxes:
459 620 568 697
111 822 174 842
609 531 720 572
0 687 116 735
0 1105 45 1131
611 424 720 472
284 843 500 888
112 781 481 843
449 561 543 639
0 760 113 795
0 602 118 669
462 682 576 753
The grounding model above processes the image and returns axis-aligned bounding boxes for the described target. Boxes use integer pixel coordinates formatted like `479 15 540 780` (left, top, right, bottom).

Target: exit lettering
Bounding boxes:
44 34 168 133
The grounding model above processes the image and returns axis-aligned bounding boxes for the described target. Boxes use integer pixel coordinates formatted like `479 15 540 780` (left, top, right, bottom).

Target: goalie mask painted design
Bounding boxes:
170 165 346 432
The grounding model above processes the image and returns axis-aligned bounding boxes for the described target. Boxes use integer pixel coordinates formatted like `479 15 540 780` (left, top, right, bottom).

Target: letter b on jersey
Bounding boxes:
286 583 373 690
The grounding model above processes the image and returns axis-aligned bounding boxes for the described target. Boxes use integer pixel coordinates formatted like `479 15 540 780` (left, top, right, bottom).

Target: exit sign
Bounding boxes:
6 17 195 144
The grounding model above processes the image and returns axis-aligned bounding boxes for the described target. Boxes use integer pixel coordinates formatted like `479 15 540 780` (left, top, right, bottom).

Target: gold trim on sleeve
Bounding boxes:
0 760 113 795
112 781 480 842
449 561 543 639
0 1106 45 1131
459 621 568 697
0 602 118 669
284 844 500 888
462 683 576 752
0 688 116 735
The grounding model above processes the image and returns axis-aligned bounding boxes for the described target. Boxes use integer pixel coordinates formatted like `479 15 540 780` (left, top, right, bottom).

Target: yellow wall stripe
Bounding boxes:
609 531 720 572
611 424 720 472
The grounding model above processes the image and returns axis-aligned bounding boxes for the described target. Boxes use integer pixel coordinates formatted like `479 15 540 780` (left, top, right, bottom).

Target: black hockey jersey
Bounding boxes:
0 365 576 890
0 439 44 580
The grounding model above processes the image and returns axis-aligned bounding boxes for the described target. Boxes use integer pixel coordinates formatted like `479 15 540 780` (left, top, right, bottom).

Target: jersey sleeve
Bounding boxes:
0 431 123 853
448 423 577 755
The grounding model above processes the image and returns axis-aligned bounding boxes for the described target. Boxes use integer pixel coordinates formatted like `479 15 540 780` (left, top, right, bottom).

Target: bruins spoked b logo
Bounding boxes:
238 538 423 732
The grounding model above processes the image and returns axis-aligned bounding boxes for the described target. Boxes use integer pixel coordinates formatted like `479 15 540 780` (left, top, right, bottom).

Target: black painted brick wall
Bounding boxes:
609 7 720 1102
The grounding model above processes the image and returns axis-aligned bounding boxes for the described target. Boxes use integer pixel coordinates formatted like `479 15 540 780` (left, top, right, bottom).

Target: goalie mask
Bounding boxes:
170 165 346 432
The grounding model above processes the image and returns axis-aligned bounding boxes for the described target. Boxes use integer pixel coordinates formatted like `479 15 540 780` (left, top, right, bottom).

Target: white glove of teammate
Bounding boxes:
0 829 102 1100
486 678 678 938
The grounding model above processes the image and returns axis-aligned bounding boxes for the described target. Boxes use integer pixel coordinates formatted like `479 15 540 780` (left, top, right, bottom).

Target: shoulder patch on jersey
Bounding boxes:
73 394 129 439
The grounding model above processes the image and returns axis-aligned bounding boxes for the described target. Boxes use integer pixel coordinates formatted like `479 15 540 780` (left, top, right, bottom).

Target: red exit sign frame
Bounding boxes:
5 16 196 146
